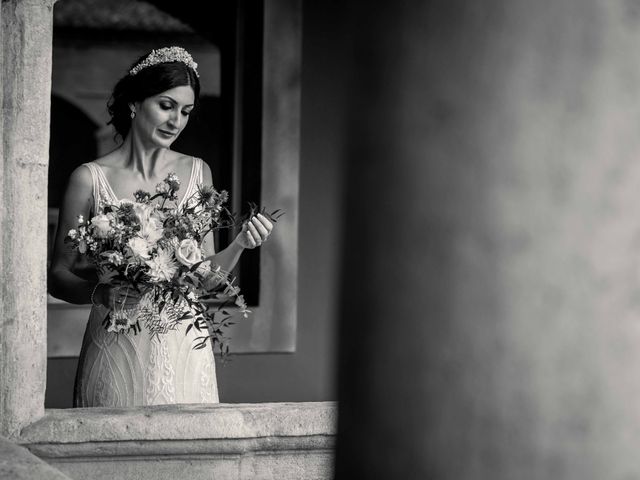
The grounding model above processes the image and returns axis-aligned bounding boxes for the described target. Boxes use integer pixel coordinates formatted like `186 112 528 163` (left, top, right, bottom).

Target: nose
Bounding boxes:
167 110 182 130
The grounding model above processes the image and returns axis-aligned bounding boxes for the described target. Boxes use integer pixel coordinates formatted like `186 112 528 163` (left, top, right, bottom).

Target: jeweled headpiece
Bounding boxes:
129 46 199 78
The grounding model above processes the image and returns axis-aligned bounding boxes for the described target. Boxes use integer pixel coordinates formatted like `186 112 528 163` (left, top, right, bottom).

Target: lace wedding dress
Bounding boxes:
73 158 219 407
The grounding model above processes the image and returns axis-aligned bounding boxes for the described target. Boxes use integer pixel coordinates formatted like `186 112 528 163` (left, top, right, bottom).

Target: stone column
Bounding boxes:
336 1 640 479
1 0 53 437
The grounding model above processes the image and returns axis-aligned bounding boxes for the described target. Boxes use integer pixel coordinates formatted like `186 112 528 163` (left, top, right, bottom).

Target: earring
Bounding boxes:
130 110 136 119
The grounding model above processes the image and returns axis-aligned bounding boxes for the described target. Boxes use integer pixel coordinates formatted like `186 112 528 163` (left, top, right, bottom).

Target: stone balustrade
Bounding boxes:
17 401 336 480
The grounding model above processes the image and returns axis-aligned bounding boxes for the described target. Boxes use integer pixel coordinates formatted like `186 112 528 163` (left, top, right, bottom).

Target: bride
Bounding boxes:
48 46 273 407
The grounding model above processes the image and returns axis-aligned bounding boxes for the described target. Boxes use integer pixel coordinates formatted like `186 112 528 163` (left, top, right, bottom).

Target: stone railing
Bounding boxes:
16 402 336 480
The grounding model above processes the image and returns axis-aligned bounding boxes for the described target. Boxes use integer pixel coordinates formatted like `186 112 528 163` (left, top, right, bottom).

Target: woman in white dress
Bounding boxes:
48 46 273 407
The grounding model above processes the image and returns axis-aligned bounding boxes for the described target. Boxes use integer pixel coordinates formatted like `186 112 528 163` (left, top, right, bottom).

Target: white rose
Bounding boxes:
139 215 164 244
127 236 151 260
175 238 203 267
91 214 112 239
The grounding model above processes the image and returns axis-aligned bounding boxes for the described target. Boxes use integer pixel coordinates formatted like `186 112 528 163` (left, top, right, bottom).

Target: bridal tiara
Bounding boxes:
129 46 199 78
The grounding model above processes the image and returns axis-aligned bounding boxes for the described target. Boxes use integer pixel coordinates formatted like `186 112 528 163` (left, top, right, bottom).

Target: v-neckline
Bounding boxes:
94 158 196 209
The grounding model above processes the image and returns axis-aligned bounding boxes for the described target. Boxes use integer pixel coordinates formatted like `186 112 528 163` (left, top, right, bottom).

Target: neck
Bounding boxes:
119 130 168 180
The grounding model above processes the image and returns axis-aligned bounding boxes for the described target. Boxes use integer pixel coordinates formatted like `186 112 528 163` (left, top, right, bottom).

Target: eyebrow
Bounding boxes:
158 95 194 108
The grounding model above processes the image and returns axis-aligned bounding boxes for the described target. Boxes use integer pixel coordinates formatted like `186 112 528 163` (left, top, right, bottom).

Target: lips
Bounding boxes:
158 129 178 137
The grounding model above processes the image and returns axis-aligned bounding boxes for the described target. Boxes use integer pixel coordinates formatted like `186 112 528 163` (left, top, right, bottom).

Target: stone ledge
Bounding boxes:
25 436 335 458
19 401 336 448
17 402 336 480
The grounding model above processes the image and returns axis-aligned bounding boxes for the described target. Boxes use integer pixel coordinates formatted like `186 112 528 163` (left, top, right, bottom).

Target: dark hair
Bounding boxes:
107 52 200 139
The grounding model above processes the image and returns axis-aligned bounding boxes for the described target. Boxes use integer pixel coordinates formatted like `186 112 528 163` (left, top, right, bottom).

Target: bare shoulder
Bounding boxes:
165 149 192 164
200 158 213 184
164 150 197 174
67 163 93 190
92 149 123 168
61 164 94 214
164 147 183 158
192 156 212 185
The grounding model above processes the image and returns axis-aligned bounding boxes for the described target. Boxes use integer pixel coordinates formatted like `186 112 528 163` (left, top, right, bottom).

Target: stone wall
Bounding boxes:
1 0 53 439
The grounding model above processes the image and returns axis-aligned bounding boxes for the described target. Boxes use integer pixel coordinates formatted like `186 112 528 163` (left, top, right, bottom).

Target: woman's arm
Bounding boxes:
48 165 98 304
48 165 139 308
199 162 273 273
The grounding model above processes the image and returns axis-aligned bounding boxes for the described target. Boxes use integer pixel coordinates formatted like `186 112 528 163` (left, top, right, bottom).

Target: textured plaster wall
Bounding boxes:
336 1 640 479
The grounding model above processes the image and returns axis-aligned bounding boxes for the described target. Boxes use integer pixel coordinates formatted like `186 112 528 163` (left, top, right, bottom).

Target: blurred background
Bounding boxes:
334 1 640 478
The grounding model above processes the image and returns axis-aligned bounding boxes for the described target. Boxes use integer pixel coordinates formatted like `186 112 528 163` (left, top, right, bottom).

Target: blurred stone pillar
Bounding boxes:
1 0 52 437
336 1 640 479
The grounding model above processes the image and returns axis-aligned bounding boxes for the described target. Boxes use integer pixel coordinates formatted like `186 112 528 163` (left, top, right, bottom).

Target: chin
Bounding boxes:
154 135 177 148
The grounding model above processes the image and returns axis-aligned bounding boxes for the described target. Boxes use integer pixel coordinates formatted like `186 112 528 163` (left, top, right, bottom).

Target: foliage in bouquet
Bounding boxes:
66 172 282 356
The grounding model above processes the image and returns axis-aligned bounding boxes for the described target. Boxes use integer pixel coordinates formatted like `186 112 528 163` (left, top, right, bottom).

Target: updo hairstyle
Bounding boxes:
107 53 200 139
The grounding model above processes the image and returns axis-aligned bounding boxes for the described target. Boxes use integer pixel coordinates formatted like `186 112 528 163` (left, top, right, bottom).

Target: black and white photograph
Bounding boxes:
3 0 640 479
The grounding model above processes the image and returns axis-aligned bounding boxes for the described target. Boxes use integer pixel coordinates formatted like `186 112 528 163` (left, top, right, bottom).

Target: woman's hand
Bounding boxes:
202 213 275 281
95 282 147 310
233 213 274 249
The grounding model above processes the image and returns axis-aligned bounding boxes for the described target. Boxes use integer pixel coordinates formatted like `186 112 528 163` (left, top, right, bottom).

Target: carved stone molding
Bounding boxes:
20 402 336 480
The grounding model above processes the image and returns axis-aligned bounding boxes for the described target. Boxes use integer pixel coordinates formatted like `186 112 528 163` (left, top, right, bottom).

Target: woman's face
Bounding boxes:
133 85 195 148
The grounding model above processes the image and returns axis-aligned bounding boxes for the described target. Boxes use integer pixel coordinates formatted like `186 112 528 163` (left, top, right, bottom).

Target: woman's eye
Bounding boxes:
182 110 192 117
160 103 172 110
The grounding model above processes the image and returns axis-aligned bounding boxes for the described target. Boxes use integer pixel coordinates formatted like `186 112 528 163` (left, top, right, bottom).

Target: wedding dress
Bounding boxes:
73 158 219 407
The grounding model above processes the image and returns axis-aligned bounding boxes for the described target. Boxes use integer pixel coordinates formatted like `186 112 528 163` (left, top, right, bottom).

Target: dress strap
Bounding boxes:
183 157 202 202
197 157 204 184
81 163 102 216
179 158 204 211
189 157 203 190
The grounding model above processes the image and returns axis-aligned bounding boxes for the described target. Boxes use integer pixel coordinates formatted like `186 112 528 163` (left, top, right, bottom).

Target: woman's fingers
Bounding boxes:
246 223 261 246
256 213 273 234
251 214 273 239
235 214 275 249
109 285 143 308
247 231 258 247
121 298 140 309
250 218 269 241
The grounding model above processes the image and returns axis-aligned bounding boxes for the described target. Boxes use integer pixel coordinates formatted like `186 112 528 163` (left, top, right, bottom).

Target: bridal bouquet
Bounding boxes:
65 172 271 355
